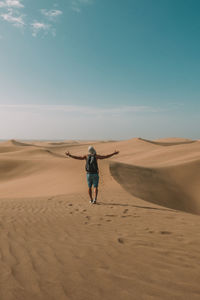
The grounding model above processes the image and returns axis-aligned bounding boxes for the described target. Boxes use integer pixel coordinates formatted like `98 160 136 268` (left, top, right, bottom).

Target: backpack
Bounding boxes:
85 155 98 173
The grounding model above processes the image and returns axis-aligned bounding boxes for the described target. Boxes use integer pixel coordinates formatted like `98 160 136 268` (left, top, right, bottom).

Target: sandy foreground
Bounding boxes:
0 138 200 300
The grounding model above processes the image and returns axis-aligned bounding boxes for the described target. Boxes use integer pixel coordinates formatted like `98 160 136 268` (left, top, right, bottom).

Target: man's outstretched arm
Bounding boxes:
96 150 119 160
65 151 86 160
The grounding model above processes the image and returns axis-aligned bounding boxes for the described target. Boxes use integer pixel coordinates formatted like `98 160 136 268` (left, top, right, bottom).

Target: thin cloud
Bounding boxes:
33 9 63 36
71 4 81 13
0 1 60 36
31 21 51 37
71 0 94 13
0 0 24 8
0 0 25 28
1 9 25 27
40 9 63 19
0 0 94 36
78 0 93 4
0 104 161 115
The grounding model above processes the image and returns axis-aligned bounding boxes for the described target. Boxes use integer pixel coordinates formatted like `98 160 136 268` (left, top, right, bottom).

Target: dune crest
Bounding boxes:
138 137 196 146
9 139 33 147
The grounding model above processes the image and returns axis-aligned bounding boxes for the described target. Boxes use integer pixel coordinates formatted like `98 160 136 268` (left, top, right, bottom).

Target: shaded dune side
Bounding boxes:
18 148 65 158
110 160 200 215
0 159 39 180
9 139 33 147
138 137 196 146
0 140 32 153
0 146 65 159
48 141 80 145
0 146 22 154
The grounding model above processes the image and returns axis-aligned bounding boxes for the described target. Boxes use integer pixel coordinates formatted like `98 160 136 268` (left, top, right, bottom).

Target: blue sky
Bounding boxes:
0 0 199 140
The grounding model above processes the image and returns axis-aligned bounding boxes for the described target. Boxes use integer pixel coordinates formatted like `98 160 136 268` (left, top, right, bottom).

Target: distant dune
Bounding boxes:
1 138 200 300
138 137 196 146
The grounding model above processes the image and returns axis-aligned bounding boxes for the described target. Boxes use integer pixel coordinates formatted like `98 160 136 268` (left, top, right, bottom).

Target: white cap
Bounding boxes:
88 146 96 155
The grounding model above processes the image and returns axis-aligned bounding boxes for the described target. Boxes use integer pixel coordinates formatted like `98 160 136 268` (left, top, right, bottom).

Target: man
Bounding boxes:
65 146 119 204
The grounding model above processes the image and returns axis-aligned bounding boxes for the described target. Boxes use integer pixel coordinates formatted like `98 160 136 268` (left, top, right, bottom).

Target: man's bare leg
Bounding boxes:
88 188 93 202
93 187 98 203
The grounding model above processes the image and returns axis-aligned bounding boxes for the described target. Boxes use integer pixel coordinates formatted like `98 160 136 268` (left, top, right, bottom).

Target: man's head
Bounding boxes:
88 146 96 155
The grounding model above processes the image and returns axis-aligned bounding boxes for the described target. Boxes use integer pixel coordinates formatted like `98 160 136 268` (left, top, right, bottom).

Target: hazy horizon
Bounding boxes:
0 136 199 143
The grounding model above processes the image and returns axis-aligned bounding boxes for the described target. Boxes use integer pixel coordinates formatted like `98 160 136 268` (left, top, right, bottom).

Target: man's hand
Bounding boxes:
65 151 70 157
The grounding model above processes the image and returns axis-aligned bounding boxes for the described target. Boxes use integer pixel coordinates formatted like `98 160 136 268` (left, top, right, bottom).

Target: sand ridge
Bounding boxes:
140 137 196 146
0 138 200 300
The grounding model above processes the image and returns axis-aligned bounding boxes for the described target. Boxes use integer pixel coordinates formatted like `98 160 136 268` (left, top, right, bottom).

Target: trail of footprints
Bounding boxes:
64 201 173 239
1 197 173 238
65 202 140 224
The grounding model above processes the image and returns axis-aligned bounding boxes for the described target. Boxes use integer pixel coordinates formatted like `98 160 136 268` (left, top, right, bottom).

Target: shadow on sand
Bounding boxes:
98 202 175 213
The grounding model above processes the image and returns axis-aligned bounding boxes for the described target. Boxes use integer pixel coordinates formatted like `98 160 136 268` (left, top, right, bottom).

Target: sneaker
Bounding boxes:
93 199 97 204
90 199 93 204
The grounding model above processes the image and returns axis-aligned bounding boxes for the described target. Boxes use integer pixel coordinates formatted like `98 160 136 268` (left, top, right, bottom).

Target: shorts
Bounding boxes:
87 173 99 188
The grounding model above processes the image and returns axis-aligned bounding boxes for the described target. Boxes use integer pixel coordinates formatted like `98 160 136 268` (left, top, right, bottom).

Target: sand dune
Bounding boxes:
9 139 33 147
110 138 200 214
110 159 200 214
138 137 196 146
1 138 200 300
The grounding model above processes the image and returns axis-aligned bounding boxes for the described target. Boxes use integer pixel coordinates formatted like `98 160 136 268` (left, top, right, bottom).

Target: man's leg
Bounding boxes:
93 187 98 203
93 174 99 204
87 174 93 202
88 187 93 202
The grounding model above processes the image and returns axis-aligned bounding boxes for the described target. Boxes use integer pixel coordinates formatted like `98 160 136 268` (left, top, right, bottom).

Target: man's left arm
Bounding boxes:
96 151 119 160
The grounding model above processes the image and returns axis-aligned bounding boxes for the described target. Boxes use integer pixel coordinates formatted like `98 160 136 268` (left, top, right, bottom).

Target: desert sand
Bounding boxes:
1 138 200 300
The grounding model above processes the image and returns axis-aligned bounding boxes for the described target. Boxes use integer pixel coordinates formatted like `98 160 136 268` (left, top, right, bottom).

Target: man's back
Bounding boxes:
85 154 99 174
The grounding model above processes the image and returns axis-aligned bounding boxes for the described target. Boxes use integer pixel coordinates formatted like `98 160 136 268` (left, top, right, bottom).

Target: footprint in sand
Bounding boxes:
105 214 116 217
160 231 172 235
123 209 129 214
68 204 73 206
118 238 124 244
145 228 154 234
121 215 132 218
